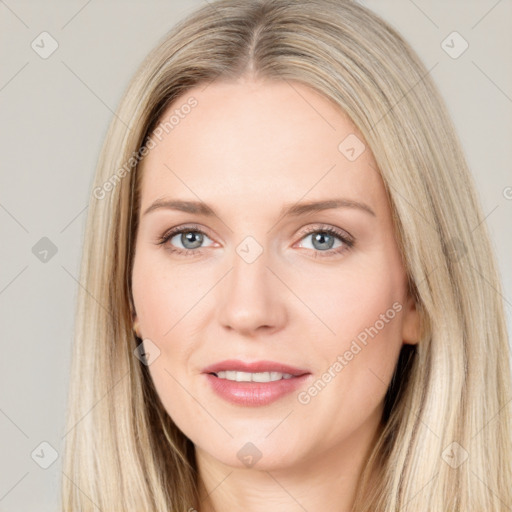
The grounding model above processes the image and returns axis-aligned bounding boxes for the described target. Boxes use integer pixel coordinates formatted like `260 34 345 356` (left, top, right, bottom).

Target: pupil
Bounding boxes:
183 231 203 249
314 232 334 250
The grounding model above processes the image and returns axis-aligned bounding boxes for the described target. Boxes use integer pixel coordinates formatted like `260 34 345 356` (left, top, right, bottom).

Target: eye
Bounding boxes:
156 223 355 258
157 224 215 256
295 225 354 257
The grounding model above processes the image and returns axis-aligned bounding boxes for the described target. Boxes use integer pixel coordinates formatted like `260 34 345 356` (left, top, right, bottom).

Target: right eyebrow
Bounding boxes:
143 199 215 217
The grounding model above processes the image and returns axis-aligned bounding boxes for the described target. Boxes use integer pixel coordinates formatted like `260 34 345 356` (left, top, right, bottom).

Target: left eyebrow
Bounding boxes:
142 198 376 218
280 199 376 217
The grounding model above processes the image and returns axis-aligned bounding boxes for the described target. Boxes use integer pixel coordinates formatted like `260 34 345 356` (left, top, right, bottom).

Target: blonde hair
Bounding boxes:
61 0 512 510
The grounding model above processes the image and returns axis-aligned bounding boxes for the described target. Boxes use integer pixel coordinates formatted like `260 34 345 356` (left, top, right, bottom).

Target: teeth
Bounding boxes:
215 371 294 382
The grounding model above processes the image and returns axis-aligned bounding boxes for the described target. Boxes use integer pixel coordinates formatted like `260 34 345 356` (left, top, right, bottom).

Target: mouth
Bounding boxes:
202 359 310 379
209 370 298 382
202 359 311 406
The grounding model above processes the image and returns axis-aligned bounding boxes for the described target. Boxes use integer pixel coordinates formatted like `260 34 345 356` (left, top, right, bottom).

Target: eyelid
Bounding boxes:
158 223 353 243
295 223 354 244
158 223 211 244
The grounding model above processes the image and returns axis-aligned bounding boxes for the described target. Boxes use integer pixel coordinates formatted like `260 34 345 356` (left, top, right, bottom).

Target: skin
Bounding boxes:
131 77 420 512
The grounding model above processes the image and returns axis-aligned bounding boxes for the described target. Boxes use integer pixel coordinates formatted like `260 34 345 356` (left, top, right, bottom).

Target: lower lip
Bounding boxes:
204 373 311 406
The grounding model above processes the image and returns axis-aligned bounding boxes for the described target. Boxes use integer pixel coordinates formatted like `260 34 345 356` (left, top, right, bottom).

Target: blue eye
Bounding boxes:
157 224 214 257
296 226 354 258
157 224 354 258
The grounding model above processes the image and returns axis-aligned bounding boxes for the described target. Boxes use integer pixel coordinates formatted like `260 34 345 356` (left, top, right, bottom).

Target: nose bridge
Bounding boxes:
232 236 268 292
217 234 285 334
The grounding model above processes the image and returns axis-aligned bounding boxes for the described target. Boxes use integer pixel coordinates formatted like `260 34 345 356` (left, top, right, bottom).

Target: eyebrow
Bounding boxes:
143 198 376 218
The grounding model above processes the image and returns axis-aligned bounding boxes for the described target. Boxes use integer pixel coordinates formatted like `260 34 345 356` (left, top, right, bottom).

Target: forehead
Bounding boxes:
138 79 384 215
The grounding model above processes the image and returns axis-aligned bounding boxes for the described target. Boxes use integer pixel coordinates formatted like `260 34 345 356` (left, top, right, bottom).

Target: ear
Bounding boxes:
401 293 421 345
131 304 141 338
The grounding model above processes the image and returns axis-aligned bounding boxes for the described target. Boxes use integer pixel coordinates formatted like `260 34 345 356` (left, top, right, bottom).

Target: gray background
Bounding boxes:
0 0 511 510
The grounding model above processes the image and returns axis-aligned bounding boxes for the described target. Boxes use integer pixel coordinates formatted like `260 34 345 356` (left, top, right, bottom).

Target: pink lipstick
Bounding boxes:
202 359 311 407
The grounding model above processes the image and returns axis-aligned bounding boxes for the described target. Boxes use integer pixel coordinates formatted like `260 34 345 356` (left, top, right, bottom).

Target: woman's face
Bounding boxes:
131 78 419 472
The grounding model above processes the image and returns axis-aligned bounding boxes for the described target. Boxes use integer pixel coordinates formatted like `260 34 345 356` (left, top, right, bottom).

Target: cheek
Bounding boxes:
131 249 210 393
131 248 200 340
300 254 404 349
131 251 201 428
301 253 406 390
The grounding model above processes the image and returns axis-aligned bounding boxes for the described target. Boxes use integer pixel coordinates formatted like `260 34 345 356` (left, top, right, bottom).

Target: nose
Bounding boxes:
217 244 287 336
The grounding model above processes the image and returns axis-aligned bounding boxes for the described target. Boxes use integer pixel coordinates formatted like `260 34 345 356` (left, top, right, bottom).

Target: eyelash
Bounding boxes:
156 223 355 258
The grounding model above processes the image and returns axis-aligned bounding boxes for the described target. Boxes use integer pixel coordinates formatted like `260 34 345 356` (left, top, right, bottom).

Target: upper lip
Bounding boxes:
202 359 310 377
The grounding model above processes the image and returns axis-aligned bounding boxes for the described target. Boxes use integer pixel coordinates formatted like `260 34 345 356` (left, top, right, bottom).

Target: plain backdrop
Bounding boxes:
0 0 511 510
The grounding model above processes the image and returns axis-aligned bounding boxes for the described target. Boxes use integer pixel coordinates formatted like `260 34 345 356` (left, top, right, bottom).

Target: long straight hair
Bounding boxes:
61 0 512 510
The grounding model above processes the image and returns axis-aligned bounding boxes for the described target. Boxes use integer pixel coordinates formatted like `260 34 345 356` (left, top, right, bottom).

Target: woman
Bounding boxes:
61 0 512 510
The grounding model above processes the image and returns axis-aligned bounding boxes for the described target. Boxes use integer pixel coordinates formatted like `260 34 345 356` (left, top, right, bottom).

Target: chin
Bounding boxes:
197 434 306 472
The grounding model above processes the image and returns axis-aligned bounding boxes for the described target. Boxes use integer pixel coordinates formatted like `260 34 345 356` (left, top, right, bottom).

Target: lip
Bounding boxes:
202 359 310 377
202 359 312 407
